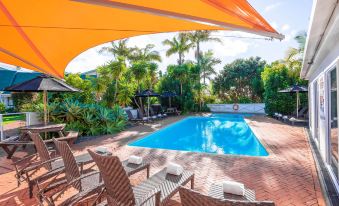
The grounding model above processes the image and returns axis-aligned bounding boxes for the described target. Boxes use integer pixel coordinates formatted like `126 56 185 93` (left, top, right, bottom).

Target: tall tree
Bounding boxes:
199 50 221 85
188 31 221 65
168 64 190 95
162 33 193 65
99 39 135 63
130 44 161 63
147 63 158 90
106 57 127 103
284 31 307 78
131 61 148 111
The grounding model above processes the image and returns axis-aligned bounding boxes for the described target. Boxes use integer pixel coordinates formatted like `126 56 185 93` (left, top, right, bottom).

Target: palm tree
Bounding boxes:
188 31 221 65
147 63 158 90
168 64 189 95
200 51 221 85
130 44 161 63
131 61 148 110
117 79 136 107
91 76 107 102
162 33 193 65
285 31 307 77
99 39 135 63
107 57 127 103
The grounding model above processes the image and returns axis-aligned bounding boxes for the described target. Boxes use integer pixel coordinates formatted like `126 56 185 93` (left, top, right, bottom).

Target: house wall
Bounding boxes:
308 53 339 189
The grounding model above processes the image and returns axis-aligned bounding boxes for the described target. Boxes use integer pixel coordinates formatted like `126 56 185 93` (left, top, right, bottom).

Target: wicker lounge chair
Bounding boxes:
38 139 103 206
88 149 194 206
38 140 151 205
12 131 82 198
179 187 275 206
126 109 148 123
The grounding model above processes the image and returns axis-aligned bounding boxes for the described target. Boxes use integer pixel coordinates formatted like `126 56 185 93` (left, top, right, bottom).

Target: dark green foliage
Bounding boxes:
261 62 307 115
48 99 127 136
213 57 266 103
0 102 5 113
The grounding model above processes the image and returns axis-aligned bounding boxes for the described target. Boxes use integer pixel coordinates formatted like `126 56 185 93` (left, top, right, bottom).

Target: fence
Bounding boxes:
207 103 266 114
0 112 41 141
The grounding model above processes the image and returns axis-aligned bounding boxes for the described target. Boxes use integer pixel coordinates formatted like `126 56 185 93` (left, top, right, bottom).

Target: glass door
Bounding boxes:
329 68 338 180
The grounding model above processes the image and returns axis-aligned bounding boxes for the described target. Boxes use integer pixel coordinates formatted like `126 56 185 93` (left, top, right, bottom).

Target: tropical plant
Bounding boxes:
130 61 148 92
107 57 127 103
130 44 161 63
117 79 136 107
261 62 298 115
49 99 127 136
188 30 221 65
0 102 5 113
199 50 221 85
99 39 135 63
162 33 194 65
167 64 190 95
63 73 94 103
284 31 307 78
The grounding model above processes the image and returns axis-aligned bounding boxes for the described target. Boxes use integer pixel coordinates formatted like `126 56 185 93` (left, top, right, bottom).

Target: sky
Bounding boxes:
0 0 313 75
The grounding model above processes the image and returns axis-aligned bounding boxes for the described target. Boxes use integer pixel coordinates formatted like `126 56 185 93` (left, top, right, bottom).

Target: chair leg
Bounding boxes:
191 176 194 189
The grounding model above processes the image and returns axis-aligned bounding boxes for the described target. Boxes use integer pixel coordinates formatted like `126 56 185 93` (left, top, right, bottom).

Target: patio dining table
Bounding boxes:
20 123 66 137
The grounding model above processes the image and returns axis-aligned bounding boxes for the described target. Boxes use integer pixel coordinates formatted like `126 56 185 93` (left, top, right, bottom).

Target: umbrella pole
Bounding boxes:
169 97 171 108
148 96 150 118
43 90 48 125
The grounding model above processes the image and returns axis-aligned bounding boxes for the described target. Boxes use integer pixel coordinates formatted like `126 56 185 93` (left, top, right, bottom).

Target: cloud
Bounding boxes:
281 24 290 31
265 2 282 13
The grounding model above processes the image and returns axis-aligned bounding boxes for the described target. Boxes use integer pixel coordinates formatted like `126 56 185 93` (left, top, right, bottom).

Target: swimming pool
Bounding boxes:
128 114 268 156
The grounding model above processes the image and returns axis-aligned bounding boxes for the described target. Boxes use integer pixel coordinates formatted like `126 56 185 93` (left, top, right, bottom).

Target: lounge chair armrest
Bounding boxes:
25 156 62 172
12 153 38 165
139 189 161 206
51 171 100 200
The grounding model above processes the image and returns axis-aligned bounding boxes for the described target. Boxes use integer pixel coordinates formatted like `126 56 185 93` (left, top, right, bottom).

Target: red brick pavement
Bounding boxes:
0 115 325 205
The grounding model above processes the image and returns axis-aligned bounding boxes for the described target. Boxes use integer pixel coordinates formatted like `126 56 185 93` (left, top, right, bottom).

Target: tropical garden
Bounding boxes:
10 30 308 136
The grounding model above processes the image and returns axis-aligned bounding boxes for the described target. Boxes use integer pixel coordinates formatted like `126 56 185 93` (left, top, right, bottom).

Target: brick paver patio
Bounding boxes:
0 115 325 205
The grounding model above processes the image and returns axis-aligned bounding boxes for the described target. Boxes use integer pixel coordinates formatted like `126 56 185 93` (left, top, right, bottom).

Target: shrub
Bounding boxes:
48 99 127 136
0 102 5 114
261 62 305 115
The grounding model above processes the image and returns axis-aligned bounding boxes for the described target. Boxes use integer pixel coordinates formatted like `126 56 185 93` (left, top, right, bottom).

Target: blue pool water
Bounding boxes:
128 114 268 156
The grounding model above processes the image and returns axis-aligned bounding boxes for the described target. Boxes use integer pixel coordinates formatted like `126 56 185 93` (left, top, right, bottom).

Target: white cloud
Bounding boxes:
265 2 282 13
281 24 290 31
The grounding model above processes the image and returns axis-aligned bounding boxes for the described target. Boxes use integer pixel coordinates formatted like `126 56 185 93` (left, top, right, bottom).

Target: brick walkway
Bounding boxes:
0 115 325 205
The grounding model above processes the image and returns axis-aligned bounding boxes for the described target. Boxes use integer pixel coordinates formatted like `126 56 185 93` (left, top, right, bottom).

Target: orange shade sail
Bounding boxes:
0 0 283 78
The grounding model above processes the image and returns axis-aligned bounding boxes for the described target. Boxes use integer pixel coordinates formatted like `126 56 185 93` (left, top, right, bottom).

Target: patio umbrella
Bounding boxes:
5 75 79 125
161 91 177 108
0 1 283 78
135 90 160 118
278 85 308 118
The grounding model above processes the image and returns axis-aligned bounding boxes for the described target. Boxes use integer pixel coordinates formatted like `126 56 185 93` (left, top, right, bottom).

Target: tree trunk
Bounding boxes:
114 79 118 104
179 53 182 65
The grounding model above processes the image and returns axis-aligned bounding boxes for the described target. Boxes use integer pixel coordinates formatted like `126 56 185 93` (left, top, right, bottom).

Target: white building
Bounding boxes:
301 0 339 195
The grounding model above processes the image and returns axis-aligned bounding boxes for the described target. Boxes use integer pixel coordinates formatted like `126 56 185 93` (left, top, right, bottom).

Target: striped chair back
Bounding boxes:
88 149 135 205
53 138 82 190
179 187 275 206
29 132 52 170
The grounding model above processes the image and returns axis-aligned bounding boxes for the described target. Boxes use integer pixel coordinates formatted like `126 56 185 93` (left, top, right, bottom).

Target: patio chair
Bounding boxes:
39 139 151 205
14 131 92 198
179 187 275 206
126 109 148 123
88 149 194 206
38 138 103 206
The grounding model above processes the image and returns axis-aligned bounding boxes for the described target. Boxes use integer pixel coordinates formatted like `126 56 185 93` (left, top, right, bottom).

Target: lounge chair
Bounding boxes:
16 131 93 198
126 109 152 123
38 140 151 205
88 149 194 206
166 107 181 115
38 138 103 206
179 187 275 206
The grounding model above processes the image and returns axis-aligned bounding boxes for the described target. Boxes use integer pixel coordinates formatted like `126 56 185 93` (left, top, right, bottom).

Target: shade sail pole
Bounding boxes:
43 90 48 125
